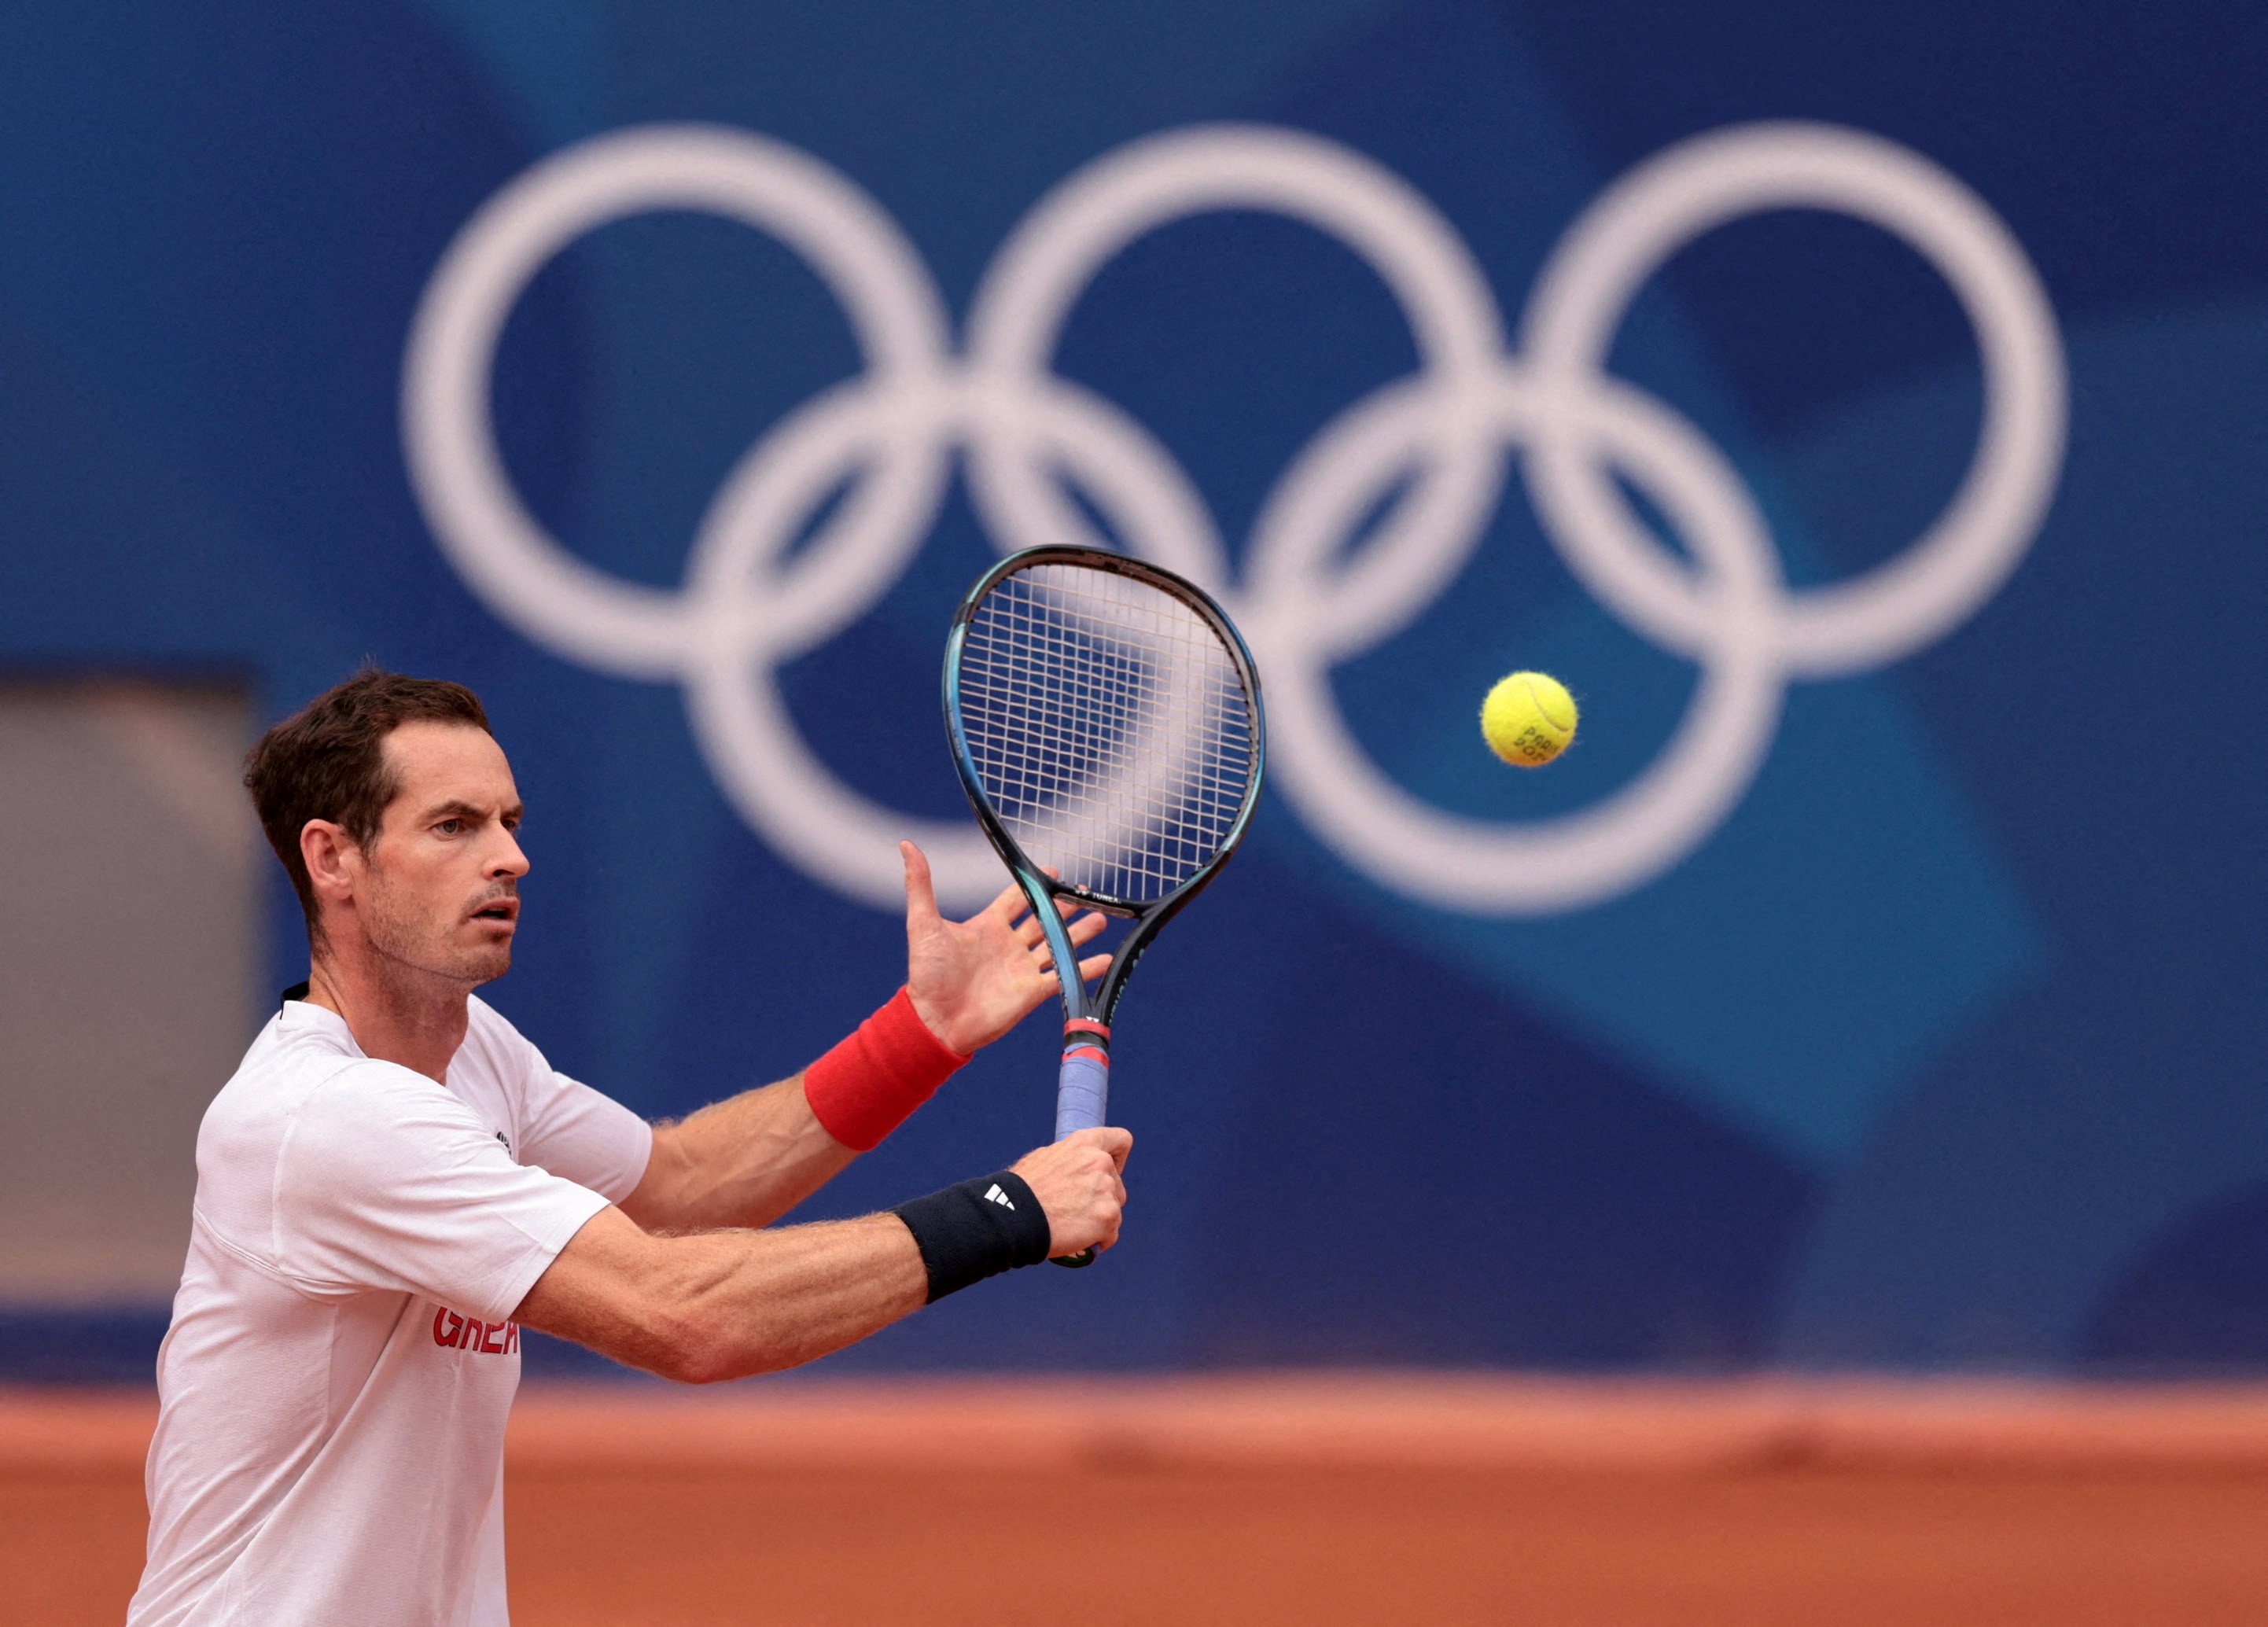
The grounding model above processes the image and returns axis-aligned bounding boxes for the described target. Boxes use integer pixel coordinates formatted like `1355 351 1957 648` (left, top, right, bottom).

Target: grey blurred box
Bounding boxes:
0 679 260 1302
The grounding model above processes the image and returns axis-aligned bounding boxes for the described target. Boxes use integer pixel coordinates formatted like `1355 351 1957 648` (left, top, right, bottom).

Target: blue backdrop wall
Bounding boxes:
3 0 2265 1375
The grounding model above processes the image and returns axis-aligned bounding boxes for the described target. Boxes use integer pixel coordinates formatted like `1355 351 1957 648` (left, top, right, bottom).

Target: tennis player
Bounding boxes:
127 670 1131 1626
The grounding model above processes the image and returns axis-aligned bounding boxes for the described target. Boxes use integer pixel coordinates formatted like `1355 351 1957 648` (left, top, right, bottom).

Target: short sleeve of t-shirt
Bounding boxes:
273 1060 611 1323
497 1034 651 1202
516 1069 650 1200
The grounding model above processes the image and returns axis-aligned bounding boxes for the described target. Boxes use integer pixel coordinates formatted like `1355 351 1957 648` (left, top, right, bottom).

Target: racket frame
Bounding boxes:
943 543 1265 1042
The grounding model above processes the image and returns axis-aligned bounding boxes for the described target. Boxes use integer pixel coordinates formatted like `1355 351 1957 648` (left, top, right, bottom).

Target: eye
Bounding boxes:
435 818 465 837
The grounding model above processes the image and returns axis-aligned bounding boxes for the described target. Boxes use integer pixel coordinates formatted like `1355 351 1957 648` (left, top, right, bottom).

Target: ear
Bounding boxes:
300 819 362 908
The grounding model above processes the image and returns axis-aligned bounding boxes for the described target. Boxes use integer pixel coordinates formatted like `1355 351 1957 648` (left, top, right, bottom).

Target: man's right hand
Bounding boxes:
1011 1127 1132 1257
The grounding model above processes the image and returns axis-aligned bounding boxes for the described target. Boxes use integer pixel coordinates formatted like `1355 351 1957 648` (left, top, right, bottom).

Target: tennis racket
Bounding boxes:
944 545 1266 1266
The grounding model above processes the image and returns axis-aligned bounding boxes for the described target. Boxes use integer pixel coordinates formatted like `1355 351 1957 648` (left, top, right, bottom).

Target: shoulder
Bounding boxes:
259 1058 509 1244
199 1008 370 1168
197 1010 484 1250
285 1054 484 1163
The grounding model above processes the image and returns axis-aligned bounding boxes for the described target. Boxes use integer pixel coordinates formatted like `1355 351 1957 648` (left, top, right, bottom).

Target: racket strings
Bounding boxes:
957 563 1257 903
960 622 1246 883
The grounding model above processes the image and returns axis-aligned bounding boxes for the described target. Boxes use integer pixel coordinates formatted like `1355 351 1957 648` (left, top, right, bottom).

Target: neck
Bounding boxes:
304 943 473 1085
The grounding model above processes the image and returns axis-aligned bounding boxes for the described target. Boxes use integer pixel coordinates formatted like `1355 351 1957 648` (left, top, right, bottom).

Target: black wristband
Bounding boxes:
891 1171 1054 1301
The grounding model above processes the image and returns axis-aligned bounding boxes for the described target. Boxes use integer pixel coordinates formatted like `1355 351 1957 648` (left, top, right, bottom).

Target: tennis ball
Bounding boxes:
1481 671 1578 767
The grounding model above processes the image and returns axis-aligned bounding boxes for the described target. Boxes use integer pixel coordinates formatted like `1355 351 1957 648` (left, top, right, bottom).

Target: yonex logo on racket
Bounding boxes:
403 120 2064 915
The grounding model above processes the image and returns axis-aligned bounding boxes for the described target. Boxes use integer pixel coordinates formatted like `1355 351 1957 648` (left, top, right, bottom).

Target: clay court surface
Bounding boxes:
12 1378 2268 1625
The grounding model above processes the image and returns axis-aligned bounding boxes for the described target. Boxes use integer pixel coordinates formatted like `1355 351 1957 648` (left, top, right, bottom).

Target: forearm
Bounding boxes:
517 1209 927 1383
620 1075 852 1234
623 992 966 1232
517 1132 1132 1382
669 1216 927 1380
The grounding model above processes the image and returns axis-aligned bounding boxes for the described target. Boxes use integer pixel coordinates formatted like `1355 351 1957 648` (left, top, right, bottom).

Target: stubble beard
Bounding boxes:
360 865 514 991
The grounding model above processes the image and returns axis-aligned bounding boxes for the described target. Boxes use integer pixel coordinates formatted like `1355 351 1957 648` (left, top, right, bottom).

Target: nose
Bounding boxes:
488 826 530 881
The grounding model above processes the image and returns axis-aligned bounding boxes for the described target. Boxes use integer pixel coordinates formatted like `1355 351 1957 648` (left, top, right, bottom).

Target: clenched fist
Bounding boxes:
1011 1127 1132 1257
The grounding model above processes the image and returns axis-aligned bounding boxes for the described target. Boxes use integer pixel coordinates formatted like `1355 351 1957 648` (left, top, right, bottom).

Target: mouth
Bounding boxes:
469 899 520 929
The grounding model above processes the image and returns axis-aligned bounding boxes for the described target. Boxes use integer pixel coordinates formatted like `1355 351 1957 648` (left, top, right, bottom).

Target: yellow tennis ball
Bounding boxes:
1481 671 1578 767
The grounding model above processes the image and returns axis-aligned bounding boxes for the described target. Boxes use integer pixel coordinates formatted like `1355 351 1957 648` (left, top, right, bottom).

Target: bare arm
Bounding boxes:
622 842 1106 1235
619 1073 849 1235
515 1128 1132 1383
514 1206 924 1383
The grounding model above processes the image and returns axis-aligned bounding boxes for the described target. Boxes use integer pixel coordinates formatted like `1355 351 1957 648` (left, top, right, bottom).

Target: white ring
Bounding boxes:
1257 369 1786 912
403 124 952 680
1520 121 2065 676
965 123 1508 595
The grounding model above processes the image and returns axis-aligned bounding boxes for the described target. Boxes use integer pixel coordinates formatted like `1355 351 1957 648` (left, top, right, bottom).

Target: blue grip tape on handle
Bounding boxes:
1055 1048 1110 1139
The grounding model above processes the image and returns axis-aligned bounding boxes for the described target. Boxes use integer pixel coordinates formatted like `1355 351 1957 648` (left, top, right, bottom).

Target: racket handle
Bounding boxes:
1052 1029 1111 1268
1054 1045 1110 1139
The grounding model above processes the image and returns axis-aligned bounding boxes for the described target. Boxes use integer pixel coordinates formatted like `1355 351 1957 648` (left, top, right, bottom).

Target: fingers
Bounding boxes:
1031 962 1104 998
1070 1125 1133 1167
1012 896 1098 946
1020 903 1106 952
987 865 1070 927
1022 907 1106 981
1032 953 1107 992
982 874 1029 926
900 841 940 926
1009 1128 1131 1257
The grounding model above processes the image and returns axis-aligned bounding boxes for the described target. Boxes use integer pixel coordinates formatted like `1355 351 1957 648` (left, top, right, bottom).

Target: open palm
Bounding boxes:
899 841 1110 1055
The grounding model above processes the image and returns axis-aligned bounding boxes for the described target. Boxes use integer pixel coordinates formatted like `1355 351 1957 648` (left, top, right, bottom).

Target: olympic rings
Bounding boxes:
403 118 2065 914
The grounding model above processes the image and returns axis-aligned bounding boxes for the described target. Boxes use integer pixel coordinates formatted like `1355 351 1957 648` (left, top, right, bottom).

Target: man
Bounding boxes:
129 670 1131 1626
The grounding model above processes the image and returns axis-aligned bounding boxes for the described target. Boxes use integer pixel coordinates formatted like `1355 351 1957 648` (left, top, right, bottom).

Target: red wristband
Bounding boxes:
801 988 970 1151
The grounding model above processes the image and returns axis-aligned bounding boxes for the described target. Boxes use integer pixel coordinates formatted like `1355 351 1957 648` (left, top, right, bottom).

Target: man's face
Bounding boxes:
350 722 528 986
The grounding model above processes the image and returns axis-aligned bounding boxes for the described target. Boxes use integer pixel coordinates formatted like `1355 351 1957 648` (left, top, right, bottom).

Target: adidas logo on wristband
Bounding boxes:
893 1171 1053 1301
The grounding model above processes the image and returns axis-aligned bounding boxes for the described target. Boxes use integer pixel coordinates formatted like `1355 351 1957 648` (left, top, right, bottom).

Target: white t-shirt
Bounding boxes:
129 996 652 1627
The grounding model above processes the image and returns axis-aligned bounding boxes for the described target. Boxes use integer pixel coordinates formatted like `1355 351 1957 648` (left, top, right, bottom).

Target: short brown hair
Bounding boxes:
245 669 492 943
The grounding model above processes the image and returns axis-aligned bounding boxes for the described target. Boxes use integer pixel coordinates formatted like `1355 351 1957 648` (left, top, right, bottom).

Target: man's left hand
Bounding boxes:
899 841 1110 1055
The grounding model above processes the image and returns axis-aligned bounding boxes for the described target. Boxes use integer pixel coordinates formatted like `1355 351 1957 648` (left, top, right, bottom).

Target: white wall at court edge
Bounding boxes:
404 120 2064 918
